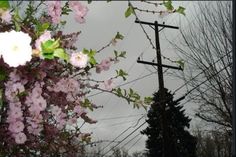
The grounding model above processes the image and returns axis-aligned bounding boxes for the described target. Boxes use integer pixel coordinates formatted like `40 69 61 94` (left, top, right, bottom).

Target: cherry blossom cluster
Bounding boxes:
0 1 152 156
5 71 26 144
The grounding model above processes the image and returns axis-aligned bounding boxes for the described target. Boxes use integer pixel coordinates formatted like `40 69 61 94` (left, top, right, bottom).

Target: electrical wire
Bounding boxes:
99 114 146 154
126 135 143 151
101 120 147 157
173 51 232 95
97 113 145 121
120 133 141 149
177 62 232 104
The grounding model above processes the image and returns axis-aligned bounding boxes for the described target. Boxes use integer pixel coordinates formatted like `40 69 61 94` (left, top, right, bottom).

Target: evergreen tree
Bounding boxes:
141 88 197 157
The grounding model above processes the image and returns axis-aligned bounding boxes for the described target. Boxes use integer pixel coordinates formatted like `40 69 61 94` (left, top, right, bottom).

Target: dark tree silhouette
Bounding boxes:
141 88 197 157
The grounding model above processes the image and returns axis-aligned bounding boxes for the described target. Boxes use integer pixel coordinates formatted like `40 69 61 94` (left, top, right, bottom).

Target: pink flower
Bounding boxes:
35 97 47 111
9 102 21 110
14 132 27 144
27 126 42 135
7 109 23 122
96 58 112 73
56 112 67 130
51 105 62 116
104 79 113 91
9 70 21 82
1 10 12 23
26 114 43 135
35 31 52 51
66 78 80 92
70 52 88 68
73 105 85 116
69 1 88 23
8 121 24 133
67 117 77 125
46 1 61 24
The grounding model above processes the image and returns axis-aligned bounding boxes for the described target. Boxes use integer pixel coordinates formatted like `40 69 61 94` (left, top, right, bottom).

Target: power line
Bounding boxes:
120 133 141 149
127 135 143 151
173 50 232 94
88 71 157 97
101 120 147 157
97 113 145 121
99 115 146 155
177 63 232 106
90 119 143 130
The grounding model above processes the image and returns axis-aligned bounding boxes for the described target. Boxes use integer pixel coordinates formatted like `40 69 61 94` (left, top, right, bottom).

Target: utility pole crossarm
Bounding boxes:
137 59 183 71
135 19 179 29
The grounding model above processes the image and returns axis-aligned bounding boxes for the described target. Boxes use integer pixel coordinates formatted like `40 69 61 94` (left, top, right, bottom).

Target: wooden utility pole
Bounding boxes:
135 19 181 157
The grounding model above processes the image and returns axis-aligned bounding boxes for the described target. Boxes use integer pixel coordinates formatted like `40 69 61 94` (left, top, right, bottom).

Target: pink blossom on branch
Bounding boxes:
46 1 62 24
1 10 12 23
96 58 112 73
8 121 24 133
73 105 86 116
35 31 52 51
69 1 89 23
14 132 27 144
104 79 113 91
70 51 88 68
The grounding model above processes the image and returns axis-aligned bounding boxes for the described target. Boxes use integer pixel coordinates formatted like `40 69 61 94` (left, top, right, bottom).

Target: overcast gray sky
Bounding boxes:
62 1 204 155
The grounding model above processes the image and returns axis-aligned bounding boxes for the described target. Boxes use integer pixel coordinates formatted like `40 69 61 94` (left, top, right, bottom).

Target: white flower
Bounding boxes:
0 30 32 67
70 51 88 68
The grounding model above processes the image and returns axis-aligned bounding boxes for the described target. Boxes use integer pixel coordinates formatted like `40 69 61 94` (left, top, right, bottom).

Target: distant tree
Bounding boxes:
141 88 197 157
131 151 148 157
193 127 231 157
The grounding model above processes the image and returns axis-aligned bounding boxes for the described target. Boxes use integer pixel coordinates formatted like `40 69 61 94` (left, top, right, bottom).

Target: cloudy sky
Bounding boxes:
62 1 202 155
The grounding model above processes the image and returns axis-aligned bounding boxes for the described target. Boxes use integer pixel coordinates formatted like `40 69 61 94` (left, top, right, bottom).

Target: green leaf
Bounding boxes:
115 32 124 40
144 97 153 105
42 23 50 31
53 48 69 62
17 91 28 98
89 56 97 66
176 59 185 70
0 1 10 10
0 68 6 81
164 0 174 11
88 0 92 4
114 50 118 58
176 6 186 15
88 49 96 57
36 23 50 37
116 69 128 81
125 5 134 18
107 0 112 2
13 8 21 31
42 53 54 60
114 88 122 97
119 51 126 58
81 99 94 111
82 48 90 55
61 2 72 15
41 39 60 54
0 89 3 110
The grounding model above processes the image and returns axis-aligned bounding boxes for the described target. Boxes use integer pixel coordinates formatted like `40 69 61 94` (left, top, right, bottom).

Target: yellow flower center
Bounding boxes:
12 45 20 53
77 56 81 60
